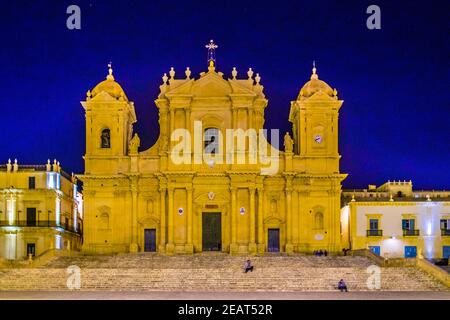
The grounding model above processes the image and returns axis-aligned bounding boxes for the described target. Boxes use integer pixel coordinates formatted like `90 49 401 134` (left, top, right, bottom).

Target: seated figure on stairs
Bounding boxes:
244 260 254 273
337 279 348 292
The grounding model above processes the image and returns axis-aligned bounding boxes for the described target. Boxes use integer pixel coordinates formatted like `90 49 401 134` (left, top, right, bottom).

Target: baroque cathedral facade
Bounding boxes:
80 43 346 255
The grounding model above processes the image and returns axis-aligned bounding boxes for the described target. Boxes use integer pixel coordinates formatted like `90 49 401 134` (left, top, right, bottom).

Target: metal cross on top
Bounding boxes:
205 39 218 67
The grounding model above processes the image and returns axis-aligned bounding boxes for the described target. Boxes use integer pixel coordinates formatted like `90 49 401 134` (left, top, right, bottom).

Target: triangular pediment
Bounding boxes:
228 80 257 95
164 71 258 98
165 79 194 95
191 72 232 97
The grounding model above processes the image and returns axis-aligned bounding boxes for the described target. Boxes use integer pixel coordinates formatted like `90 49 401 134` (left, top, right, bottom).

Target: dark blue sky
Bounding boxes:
0 0 448 189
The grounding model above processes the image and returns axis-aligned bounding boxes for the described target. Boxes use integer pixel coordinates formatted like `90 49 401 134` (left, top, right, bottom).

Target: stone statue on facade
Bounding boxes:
284 132 293 153
101 130 110 148
129 133 140 154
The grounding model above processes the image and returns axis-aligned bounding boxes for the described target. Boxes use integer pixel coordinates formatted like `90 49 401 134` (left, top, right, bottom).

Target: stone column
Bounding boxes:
249 187 256 254
129 176 139 253
185 108 191 131
285 176 294 254
230 187 238 254
186 186 194 254
159 107 169 137
196 206 202 251
185 109 191 163
166 187 175 254
257 187 265 253
158 187 166 253
292 189 299 245
170 108 175 134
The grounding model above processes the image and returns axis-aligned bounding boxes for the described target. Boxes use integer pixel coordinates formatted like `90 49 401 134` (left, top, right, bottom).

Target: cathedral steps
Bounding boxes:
43 254 375 269
0 255 447 291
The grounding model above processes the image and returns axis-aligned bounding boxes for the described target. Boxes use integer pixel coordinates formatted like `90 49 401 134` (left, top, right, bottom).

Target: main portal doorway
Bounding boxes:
202 212 221 251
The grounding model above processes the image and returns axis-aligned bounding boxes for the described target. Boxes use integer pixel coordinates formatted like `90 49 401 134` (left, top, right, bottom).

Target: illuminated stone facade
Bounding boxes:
80 53 346 255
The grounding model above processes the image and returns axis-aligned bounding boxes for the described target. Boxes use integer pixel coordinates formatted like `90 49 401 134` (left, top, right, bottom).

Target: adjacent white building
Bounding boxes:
341 181 450 259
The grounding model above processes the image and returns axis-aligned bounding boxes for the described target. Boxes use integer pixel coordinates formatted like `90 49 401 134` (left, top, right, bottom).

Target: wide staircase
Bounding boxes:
0 254 447 291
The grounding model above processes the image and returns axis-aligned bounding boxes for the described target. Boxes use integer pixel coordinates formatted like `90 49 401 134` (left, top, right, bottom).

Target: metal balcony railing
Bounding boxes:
0 220 82 235
403 229 420 236
366 229 383 237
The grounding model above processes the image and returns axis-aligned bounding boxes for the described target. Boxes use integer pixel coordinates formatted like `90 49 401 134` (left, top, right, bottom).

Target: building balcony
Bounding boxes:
0 220 82 235
442 229 450 236
366 229 383 237
403 229 420 236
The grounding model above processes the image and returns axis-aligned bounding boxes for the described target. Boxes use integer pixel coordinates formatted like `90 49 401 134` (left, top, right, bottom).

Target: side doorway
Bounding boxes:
268 229 280 252
369 246 381 256
144 229 157 252
404 246 417 258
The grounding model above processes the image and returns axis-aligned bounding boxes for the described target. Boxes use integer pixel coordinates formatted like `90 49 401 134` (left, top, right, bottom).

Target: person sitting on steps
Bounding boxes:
244 259 254 273
337 279 348 292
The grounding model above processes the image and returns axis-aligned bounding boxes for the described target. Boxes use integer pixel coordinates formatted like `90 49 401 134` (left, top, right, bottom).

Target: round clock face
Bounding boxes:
314 135 323 144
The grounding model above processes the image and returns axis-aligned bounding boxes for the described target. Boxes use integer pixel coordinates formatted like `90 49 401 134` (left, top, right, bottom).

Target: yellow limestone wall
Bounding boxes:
80 63 346 255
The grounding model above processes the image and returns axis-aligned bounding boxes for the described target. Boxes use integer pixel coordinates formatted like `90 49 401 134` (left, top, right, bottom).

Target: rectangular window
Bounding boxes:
26 208 37 227
402 219 415 231
28 177 36 189
46 172 60 190
443 246 450 259
204 128 219 154
440 219 449 230
27 243 36 257
369 219 379 230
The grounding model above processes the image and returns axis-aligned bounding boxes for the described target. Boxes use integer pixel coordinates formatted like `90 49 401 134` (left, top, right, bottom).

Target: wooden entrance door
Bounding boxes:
268 229 280 252
144 229 157 252
202 213 221 251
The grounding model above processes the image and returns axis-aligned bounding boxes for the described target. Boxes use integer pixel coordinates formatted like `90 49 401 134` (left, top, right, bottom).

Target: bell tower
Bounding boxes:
81 63 137 174
289 64 343 174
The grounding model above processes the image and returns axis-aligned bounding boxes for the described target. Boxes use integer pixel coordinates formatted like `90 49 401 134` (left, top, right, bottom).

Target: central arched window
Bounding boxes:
204 127 219 154
101 129 111 148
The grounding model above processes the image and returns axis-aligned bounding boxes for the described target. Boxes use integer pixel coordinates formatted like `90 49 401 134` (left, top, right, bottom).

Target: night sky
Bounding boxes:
0 1 448 190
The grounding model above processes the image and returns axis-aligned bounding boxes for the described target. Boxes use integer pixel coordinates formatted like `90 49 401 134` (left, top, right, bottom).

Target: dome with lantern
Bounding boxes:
297 64 336 99
90 63 128 100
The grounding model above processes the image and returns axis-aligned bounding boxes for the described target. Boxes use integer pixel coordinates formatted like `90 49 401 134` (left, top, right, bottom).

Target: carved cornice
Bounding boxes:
77 174 128 180
264 216 285 224
162 171 196 177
